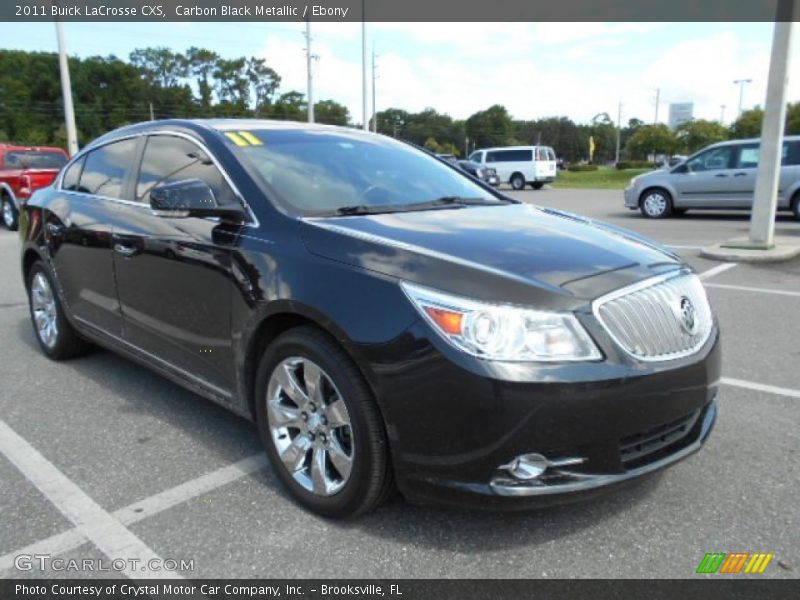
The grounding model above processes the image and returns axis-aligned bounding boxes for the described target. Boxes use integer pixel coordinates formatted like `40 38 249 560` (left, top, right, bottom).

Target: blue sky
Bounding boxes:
1 21 796 126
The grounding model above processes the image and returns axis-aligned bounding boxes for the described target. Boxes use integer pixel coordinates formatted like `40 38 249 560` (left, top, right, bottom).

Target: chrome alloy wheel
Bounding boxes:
642 192 668 217
31 272 58 349
266 357 354 496
2 200 13 228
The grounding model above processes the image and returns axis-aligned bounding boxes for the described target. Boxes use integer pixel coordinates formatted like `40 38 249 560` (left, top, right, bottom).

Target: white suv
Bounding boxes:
469 145 557 190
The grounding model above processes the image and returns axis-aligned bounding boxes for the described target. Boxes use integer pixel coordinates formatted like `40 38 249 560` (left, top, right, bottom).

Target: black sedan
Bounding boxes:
20 120 719 517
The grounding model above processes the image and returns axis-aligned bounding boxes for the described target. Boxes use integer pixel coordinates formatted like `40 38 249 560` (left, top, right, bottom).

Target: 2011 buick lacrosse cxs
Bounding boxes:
19 120 719 517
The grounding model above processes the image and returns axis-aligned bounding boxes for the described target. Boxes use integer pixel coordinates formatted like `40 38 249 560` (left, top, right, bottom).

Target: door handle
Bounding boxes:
714 173 727 178
113 243 138 257
733 172 748 177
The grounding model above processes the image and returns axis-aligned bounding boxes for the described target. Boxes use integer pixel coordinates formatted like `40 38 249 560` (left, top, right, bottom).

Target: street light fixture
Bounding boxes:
733 79 753 117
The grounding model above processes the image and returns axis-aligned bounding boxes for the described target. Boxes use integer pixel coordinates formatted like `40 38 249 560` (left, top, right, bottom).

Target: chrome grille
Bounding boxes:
593 271 713 361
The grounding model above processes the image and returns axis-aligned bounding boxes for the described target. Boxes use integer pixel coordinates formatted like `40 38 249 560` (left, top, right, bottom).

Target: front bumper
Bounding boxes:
624 186 638 208
364 320 721 510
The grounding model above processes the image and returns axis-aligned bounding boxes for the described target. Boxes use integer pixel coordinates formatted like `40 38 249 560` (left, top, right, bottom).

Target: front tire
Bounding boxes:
510 173 526 190
791 192 800 221
27 261 91 359
255 326 393 518
2 196 18 231
640 188 673 219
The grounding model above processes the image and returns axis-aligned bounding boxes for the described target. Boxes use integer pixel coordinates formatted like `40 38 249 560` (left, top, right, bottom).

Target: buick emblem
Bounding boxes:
677 296 698 335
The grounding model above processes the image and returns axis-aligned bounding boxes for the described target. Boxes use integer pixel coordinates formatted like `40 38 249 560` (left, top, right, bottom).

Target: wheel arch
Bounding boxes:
22 247 45 288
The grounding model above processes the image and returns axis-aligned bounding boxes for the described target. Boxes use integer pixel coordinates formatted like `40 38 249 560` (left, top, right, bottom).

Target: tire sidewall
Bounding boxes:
3 197 18 230
510 174 525 190
27 262 69 358
254 329 384 518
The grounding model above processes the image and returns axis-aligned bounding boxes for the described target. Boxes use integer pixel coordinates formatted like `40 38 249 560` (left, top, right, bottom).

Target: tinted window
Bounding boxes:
4 150 67 169
233 129 496 216
468 151 482 162
136 135 238 206
61 157 85 191
79 139 138 198
786 141 800 166
687 146 734 172
486 149 532 163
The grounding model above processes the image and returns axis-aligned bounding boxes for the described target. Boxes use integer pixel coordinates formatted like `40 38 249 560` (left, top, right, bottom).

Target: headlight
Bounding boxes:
476 168 484 177
401 282 602 362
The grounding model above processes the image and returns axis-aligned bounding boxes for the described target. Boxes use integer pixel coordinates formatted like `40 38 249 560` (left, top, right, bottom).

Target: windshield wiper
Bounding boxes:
334 196 504 216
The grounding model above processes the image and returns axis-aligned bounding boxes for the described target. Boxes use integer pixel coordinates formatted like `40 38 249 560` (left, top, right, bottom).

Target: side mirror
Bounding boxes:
672 163 688 174
149 179 245 221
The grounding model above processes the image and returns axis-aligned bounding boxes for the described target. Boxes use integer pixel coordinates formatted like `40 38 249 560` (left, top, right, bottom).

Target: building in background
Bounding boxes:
668 102 694 129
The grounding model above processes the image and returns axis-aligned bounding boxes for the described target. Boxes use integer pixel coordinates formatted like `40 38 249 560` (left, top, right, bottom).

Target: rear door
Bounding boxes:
111 133 243 394
673 145 736 207
534 147 557 180
728 141 799 208
46 139 138 337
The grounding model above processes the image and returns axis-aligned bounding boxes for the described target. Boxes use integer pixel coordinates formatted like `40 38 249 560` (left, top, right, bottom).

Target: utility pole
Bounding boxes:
149 102 154 121
361 0 368 131
55 22 78 156
653 88 660 125
464 136 469 157
720 104 726 124
733 78 753 117
615 100 623 164
371 45 378 132
748 2 795 248
304 20 315 123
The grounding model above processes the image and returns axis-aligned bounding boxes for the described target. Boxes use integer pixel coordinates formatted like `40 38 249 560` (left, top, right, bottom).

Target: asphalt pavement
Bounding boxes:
1 188 798 580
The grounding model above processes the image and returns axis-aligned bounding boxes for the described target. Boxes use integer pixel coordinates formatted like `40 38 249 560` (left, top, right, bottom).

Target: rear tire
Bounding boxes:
255 326 394 518
510 173 526 190
791 192 800 221
26 261 91 360
531 182 544 190
2 196 18 231
640 188 673 219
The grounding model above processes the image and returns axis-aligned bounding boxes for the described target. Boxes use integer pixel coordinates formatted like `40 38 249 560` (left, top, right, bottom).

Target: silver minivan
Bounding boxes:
624 135 800 219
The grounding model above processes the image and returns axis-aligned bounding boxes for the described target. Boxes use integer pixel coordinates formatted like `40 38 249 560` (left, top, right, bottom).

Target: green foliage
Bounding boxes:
466 104 514 148
675 119 728 153
729 108 764 139
615 160 657 170
624 124 680 160
568 164 599 172
787 102 800 135
423 137 459 156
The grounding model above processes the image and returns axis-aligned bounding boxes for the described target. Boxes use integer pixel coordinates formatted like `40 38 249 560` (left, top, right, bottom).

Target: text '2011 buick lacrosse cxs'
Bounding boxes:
20 120 719 517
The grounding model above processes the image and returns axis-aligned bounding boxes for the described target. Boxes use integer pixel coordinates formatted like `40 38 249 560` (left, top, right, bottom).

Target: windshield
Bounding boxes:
226 129 499 216
5 150 67 170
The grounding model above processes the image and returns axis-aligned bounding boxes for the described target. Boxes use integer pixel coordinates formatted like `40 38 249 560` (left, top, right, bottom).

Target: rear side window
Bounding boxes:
486 149 532 163
136 135 238 206
734 142 797 168
786 141 800 166
61 157 85 191
79 138 138 199
4 151 67 169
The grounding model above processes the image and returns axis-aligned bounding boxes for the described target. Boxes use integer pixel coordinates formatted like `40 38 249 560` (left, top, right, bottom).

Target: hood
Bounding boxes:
300 203 683 307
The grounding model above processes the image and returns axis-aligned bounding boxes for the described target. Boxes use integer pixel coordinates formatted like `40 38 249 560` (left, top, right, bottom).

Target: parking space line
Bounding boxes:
705 282 800 298
0 420 181 580
665 244 704 250
699 262 737 281
0 452 267 576
721 377 800 399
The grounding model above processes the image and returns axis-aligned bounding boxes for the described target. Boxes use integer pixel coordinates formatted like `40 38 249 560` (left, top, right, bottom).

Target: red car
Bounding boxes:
0 144 69 231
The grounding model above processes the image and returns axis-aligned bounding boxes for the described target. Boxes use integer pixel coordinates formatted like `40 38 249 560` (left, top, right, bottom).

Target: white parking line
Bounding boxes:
0 420 181 579
665 244 704 250
0 452 267 575
699 262 738 281
705 282 800 298
721 377 800 399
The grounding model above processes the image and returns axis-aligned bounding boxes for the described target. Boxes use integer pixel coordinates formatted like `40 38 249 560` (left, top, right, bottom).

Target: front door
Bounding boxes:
674 145 736 207
112 134 244 393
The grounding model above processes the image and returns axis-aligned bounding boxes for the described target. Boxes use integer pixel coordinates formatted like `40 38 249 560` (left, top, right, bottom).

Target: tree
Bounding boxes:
625 124 680 159
675 119 729 153
129 47 186 88
785 102 800 135
730 107 764 139
246 57 281 115
466 104 514 147
185 47 219 110
271 91 306 121
314 99 349 126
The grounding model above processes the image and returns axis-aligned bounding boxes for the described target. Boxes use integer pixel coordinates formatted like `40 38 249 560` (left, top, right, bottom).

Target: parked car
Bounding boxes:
0 144 69 231
21 119 719 517
625 136 800 219
435 153 458 165
457 159 500 186
469 145 557 190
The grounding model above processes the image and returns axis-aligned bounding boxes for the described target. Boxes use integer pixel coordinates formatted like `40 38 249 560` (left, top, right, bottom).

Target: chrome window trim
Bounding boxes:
591 268 714 363
56 130 259 228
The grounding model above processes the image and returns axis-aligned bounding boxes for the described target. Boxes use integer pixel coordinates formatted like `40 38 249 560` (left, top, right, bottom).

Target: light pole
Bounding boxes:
371 45 378 132
55 22 78 156
304 20 315 123
733 78 752 117
615 100 623 164
361 1 368 131
720 104 726 124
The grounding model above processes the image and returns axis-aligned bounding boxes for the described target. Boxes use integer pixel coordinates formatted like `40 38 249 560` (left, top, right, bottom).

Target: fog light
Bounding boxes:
499 453 586 481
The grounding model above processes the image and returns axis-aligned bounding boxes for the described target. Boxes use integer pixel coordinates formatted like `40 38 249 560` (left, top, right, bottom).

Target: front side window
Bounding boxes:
230 129 497 216
687 146 734 172
468 151 482 162
136 135 238 206
61 157 85 191
79 138 138 199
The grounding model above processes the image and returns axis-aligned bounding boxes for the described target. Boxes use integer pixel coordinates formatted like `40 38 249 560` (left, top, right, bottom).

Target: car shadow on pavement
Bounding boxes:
14 315 662 551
